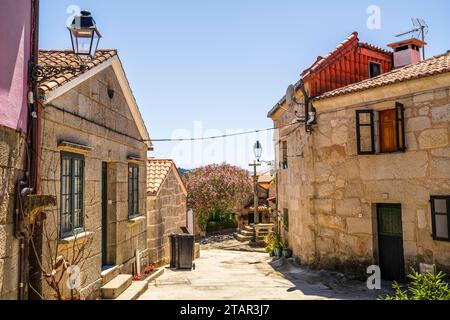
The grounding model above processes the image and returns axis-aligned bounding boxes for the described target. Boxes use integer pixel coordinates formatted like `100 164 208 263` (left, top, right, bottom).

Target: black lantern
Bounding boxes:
254 141 263 161
69 10 102 58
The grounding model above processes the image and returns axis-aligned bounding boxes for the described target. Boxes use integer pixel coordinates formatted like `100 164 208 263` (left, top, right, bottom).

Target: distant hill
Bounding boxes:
178 168 192 176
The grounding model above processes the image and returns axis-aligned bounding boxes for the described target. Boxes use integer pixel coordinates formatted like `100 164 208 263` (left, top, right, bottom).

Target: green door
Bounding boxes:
101 162 108 267
377 204 405 281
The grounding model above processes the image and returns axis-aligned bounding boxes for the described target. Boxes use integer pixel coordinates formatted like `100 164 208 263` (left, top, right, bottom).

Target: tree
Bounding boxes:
184 164 252 231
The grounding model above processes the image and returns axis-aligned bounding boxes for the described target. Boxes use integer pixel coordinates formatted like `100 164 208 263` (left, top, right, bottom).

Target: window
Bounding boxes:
283 209 289 231
128 164 139 218
356 102 406 155
369 62 381 78
380 103 406 153
281 140 288 169
431 196 450 241
60 153 84 238
356 110 375 155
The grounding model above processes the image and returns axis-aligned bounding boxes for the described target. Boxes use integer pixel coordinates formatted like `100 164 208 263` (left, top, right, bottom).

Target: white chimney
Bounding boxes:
387 38 427 68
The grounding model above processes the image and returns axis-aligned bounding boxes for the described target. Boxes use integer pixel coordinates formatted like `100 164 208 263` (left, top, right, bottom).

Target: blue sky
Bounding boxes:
39 0 450 169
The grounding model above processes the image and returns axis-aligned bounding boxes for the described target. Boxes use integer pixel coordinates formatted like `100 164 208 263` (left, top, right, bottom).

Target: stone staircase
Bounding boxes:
100 265 164 300
234 225 255 242
234 224 275 243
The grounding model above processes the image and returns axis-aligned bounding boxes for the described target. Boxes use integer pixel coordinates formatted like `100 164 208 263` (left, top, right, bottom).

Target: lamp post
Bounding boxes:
30 10 102 86
249 141 262 225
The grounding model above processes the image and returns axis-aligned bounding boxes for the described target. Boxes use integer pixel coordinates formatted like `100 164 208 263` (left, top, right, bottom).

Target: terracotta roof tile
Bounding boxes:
147 159 175 195
315 51 450 100
37 49 118 97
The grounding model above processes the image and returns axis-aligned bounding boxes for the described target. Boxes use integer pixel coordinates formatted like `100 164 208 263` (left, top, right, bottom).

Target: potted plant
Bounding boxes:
264 233 275 257
270 232 282 257
282 240 292 258
144 263 155 275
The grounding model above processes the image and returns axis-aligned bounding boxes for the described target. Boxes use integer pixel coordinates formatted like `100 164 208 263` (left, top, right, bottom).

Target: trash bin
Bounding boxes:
169 233 195 270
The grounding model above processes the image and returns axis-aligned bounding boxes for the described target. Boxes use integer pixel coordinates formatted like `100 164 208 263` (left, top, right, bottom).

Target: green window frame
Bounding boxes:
128 164 140 218
283 209 289 231
431 196 450 242
60 152 85 238
281 140 288 169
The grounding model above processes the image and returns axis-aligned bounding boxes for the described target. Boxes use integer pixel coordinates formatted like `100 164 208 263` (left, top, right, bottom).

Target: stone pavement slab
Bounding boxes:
138 249 393 300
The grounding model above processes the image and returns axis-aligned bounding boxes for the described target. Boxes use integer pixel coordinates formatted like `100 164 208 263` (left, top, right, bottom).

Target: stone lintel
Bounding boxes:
57 140 93 155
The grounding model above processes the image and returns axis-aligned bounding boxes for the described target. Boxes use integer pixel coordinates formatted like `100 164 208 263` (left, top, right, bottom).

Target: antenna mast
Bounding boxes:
395 18 429 59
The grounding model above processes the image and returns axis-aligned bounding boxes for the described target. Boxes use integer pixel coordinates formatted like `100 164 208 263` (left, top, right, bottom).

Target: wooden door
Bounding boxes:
380 109 397 153
377 204 405 281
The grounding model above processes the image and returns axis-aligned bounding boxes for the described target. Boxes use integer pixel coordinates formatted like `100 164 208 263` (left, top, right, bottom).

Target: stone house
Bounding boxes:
0 0 33 300
146 159 187 266
268 35 450 280
235 169 275 227
32 50 152 299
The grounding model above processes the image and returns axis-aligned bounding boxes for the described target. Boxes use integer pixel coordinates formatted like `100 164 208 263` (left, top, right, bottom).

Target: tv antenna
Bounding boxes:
395 18 429 59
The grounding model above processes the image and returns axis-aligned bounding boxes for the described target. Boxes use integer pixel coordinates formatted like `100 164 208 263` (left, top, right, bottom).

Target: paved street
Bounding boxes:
139 248 393 300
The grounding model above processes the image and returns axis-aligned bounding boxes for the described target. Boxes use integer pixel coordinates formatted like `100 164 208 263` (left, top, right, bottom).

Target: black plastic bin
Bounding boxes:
169 234 195 270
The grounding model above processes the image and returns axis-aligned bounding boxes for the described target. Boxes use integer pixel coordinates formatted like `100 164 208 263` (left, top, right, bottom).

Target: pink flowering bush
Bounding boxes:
184 164 252 230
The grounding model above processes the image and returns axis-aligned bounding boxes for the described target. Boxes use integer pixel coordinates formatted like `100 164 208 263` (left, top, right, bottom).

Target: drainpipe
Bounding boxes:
16 0 40 300
29 0 40 193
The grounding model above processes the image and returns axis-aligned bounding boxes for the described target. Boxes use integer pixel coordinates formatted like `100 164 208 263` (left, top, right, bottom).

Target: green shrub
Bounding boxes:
205 210 238 233
264 231 282 253
379 266 450 300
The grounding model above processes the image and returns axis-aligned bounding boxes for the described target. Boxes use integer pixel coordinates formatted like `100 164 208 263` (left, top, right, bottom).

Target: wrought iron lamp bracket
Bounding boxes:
29 61 86 86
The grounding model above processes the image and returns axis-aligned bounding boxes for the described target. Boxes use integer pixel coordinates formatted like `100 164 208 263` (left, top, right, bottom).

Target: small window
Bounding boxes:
281 140 288 169
380 103 406 153
60 152 85 238
128 164 139 218
369 62 381 78
356 110 375 155
283 209 289 231
431 196 450 241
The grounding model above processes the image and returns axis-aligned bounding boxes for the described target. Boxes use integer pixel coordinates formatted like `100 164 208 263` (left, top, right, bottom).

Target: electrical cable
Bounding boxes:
147 121 302 142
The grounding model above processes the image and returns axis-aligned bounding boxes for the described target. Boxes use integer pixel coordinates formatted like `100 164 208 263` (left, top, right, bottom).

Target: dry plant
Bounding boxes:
25 113 96 300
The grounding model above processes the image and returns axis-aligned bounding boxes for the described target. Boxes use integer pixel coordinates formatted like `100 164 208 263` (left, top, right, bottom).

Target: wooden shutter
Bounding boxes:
396 102 406 152
380 109 397 153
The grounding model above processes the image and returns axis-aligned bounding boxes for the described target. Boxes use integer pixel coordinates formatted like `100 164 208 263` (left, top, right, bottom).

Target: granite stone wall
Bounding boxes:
147 168 187 266
37 66 148 299
0 127 27 300
274 82 450 274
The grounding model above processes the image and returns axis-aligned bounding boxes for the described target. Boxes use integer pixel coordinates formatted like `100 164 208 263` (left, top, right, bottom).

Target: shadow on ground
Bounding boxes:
267 257 394 300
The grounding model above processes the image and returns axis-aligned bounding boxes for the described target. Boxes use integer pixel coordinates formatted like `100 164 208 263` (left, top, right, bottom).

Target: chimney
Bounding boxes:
387 38 427 68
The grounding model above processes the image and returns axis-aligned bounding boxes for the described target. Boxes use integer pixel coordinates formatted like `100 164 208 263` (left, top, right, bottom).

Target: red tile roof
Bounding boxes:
301 32 360 78
147 159 174 195
315 51 450 100
37 49 117 96
147 159 187 196
268 32 393 117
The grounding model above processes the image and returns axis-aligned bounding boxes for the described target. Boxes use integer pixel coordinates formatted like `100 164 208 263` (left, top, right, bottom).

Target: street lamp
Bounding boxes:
69 10 102 58
253 141 263 162
30 10 102 86
249 141 263 227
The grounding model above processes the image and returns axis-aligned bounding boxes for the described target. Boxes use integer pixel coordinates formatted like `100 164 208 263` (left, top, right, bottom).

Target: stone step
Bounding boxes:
114 281 148 300
101 274 132 299
234 233 252 242
101 265 120 286
240 230 254 236
244 225 254 232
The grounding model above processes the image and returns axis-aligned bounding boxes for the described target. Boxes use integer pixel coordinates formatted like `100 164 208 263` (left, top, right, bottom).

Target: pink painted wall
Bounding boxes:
0 0 32 132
